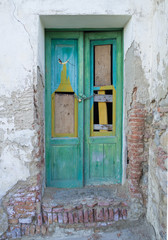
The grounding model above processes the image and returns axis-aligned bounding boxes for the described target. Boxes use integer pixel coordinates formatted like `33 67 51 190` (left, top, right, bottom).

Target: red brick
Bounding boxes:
25 225 30 236
121 202 128 207
122 209 127 220
48 213 53 225
53 213 58 223
86 202 97 208
78 210 84 223
73 212 78 223
58 213 63 223
98 201 110 207
130 114 145 118
30 225 35 235
63 212 68 224
84 209 89 223
76 204 83 210
114 208 119 221
68 212 74 224
158 107 168 113
37 213 42 225
43 211 48 224
53 207 63 213
36 225 41 234
41 225 47 235
108 208 114 221
7 206 15 217
64 207 75 212
88 209 94 223
104 208 109 221
8 219 18 224
43 207 52 213
95 209 104 222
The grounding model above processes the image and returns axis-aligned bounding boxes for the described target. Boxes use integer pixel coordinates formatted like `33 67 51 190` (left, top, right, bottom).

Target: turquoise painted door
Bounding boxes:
45 31 123 188
84 32 123 185
45 32 84 188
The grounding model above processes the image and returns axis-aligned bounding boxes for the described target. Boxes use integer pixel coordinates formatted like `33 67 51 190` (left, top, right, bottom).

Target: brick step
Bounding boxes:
42 201 128 226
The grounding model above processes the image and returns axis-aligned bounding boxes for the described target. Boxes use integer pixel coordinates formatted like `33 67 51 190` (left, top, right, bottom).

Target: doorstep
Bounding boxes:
41 185 130 228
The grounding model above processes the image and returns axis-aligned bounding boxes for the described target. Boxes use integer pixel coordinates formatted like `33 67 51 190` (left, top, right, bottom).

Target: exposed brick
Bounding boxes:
19 217 32 224
73 212 79 223
68 212 73 224
36 225 41 234
10 225 21 238
43 211 48 224
63 212 68 224
30 224 36 235
48 213 53 225
58 213 63 224
95 208 104 222
122 209 127 220
7 206 15 217
86 202 98 208
37 213 43 225
76 204 83 210
158 107 168 113
114 208 119 221
88 209 94 223
98 201 110 207
53 207 64 213
78 210 84 223
53 213 58 223
25 225 30 236
43 207 52 213
8 218 19 224
84 209 89 223
41 225 47 235
108 208 114 221
104 208 109 221
64 206 75 212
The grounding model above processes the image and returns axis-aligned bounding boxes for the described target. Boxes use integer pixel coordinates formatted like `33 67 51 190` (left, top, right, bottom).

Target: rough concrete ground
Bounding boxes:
22 219 156 240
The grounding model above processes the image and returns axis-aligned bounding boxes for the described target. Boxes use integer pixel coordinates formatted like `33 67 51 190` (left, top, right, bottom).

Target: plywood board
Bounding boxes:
95 45 111 86
55 93 74 134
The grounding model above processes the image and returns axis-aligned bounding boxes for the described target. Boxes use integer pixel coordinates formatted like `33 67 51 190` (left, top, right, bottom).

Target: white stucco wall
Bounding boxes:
0 0 167 238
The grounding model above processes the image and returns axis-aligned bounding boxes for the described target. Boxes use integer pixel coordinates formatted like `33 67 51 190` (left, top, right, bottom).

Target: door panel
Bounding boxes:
45 32 84 188
84 32 122 185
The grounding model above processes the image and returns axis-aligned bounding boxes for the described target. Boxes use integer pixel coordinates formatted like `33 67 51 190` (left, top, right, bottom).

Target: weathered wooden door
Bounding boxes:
84 32 123 185
45 31 122 187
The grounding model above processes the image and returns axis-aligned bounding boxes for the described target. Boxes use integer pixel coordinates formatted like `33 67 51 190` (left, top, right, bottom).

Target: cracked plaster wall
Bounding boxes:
0 0 167 238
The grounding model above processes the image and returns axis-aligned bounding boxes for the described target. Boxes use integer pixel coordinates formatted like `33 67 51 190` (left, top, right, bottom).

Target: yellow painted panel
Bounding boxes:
98 90 107 132
56 65 74 92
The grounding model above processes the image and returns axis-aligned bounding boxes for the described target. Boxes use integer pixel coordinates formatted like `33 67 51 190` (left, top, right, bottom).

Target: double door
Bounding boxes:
45 31 123 188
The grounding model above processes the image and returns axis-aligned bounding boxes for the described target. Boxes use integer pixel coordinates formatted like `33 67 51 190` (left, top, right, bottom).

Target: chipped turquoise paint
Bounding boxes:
46 31 123 188
51 39 78 94
46 32 84 188
84 32 123 185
